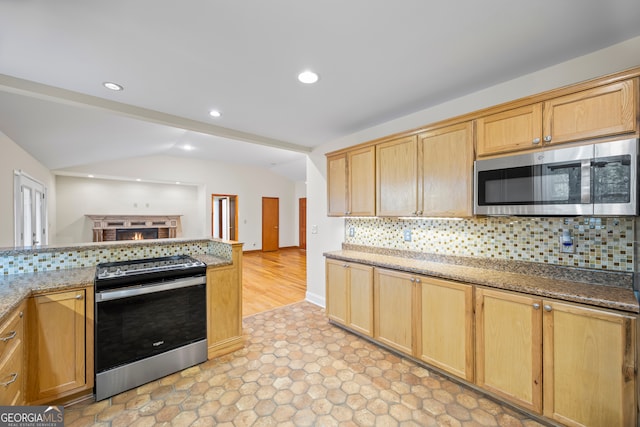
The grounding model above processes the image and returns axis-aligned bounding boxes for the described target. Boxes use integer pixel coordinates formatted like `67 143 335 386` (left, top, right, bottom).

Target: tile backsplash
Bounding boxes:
0 239 232 275
344 216 635 272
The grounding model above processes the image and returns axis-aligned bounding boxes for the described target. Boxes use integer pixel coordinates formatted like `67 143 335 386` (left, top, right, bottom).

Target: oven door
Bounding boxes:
475 144 594 215
95 276 206 374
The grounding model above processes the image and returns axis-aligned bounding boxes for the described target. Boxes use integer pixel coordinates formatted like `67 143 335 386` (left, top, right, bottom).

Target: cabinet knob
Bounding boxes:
415 278 421 283
343 264 349 268
532 303 540 310
417 211 423 216
532 138 540 145
543 304 552 312
543 135 552 143
76 294 83 300
410 278 415 283
19 311 23 318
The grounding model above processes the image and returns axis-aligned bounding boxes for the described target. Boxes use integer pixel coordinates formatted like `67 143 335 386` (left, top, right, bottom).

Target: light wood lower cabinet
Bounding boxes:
475 288 543 413
0 301 26 405
476 287 637 426
542 300 637 427
325 259 374 336
207 243 244 359
418 277 474 382
373 268 416 355
27 287 94 404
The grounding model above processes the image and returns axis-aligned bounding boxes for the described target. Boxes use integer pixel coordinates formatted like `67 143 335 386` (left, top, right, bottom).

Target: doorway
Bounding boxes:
299 198 306 250
262 197 279 251
14 171 47 246
212 194 238 241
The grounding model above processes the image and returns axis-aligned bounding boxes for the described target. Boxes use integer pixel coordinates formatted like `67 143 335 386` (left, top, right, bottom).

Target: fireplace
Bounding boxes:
116 228 159 241
86 215 181 242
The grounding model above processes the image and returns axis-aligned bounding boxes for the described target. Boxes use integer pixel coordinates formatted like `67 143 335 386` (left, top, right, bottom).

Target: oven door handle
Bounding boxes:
96 276 205 302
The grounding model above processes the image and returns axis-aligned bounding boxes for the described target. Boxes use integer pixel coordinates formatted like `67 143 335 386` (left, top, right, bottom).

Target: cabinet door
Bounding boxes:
327 153 347 216
326 259 349 325
376 136 418 216
419 277 474 381
28 289 88 402
419 122 474 217
374 268 415 355
347 263 374 336
542 301 636 427
475 288 542 413
543 78 637 146
348 146 376 216
476 104 543 157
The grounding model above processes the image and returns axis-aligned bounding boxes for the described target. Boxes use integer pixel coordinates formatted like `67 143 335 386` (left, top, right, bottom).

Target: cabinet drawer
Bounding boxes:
0 307 25 362
0 343 24 405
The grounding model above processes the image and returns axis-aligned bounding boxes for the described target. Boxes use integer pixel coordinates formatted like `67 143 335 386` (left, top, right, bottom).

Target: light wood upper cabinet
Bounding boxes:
376 136 418 216
327 153 347 216
348 147 376 216
0 302 26 406
542 78 637 146
542 301 636 427
475 288 542 413
477 78 638 157
419 122 474 217
326 259 374 336
476 104 543 157
27 288 94 404
418 277 474 382
374 268 417 355
327 146 376 216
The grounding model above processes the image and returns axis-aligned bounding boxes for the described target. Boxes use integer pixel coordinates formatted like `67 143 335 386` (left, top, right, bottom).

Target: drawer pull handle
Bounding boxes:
0 331 16 342
76 294 83 300
0 373 18 387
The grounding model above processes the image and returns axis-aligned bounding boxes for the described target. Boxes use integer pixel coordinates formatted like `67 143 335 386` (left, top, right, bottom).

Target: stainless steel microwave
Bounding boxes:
474 138 639 216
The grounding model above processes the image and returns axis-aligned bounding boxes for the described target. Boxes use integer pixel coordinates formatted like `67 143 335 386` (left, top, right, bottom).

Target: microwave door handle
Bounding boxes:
581 160 591 204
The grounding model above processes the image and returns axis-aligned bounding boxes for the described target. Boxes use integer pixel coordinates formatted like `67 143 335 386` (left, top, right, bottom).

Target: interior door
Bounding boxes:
299 198 306 250
262 197 279 251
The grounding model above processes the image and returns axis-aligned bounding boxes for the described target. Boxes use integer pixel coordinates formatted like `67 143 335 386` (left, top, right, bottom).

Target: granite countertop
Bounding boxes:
325 248 639 314
0 254 231 324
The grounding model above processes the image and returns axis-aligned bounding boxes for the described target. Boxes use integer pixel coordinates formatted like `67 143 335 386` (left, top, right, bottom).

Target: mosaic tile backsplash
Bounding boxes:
0 239 232 276
344 216 635 272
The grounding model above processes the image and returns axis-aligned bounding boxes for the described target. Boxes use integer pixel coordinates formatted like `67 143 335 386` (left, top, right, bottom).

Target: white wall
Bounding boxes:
0 131 56 247
306 35 640 307
59 154 302 249
55 175 201 243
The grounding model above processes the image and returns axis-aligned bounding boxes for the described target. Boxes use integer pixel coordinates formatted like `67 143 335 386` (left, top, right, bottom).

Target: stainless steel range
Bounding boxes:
94 255 207 401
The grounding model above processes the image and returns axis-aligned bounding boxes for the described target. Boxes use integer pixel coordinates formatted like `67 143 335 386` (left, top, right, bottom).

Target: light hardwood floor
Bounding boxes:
242 247 307 316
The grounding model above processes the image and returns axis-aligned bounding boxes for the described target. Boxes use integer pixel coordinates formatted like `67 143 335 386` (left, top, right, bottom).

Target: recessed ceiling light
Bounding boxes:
103 82 123 91
182 144 194 151
175 181 181 185
88 174 94 178
298 70 319 84
136 178 141 182
209 110 221 118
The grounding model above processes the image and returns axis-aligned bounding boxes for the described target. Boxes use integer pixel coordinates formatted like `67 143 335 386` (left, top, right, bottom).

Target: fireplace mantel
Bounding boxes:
86 215 181 242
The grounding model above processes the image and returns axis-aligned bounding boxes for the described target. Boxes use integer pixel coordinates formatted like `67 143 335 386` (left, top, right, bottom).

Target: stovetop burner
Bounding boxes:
95 255 206 291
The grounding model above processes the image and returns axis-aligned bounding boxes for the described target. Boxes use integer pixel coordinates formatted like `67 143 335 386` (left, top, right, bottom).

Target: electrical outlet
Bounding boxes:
311 225 318 234
348 227 355 237
403 229 412 242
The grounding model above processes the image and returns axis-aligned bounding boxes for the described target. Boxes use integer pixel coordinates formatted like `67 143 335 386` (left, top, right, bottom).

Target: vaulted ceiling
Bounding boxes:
1 1 640 182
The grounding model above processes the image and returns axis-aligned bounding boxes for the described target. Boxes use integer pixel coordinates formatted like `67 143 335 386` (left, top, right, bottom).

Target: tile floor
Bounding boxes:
65 301 547 427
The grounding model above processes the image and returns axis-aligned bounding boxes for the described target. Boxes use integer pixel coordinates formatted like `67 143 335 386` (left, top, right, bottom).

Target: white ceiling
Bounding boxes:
1 1 640 182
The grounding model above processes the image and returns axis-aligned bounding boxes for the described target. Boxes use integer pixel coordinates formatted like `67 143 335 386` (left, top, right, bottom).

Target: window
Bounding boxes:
14 170 47 246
